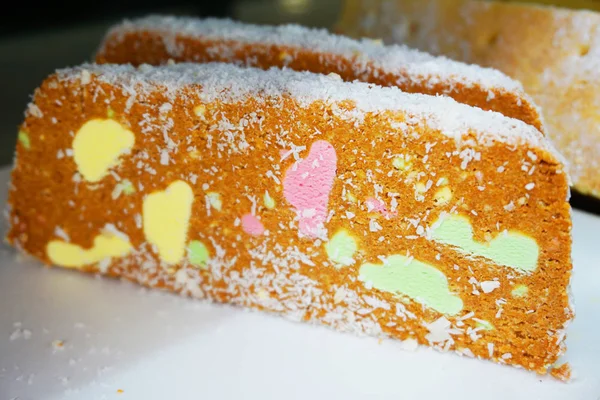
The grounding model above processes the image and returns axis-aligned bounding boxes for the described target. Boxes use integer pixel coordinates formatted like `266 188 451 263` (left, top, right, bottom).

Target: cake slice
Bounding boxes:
7 62 573 379
337 0 600 199
95 15 544 132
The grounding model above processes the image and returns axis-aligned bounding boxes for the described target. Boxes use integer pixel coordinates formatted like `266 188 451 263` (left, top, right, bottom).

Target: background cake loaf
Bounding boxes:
7 62 573 379
96 15 544 132
337 0 600 199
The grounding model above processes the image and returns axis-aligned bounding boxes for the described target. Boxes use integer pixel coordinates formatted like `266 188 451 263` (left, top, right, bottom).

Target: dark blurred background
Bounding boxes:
0 0 342 166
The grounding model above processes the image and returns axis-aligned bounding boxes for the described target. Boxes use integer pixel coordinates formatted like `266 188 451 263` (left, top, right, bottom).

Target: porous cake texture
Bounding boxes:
96 15 544 132
337 0 600 199
7 63 573 379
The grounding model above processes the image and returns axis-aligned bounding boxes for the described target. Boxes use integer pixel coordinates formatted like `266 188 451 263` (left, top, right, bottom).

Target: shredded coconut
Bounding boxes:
101 15 526 98
54 63 560 155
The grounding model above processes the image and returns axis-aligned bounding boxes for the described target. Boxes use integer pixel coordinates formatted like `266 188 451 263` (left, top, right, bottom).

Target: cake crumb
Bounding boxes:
52 340 65 352
550 363 572 382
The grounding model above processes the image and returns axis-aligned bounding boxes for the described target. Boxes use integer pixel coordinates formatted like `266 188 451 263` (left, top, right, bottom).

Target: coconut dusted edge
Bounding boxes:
96 15 545 133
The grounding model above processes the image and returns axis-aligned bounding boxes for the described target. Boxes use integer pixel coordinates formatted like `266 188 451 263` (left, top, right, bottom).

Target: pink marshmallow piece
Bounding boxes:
366 197 396 218
283 140 337 238
241 213 265 236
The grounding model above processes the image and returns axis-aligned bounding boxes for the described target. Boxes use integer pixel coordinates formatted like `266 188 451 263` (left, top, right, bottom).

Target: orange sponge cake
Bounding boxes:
96 15 544 132
7 63 573 379
337 0 600 199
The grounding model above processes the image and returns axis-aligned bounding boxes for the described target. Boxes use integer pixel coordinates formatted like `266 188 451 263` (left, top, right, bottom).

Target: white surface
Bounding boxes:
0 167 599 400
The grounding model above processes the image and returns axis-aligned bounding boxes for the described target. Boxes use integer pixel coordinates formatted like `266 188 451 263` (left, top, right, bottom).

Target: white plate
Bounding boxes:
1 167 599 400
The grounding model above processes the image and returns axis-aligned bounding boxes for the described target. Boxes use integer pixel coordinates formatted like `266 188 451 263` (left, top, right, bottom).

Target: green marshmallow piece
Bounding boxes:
263 191 276 209
207 192 222 211
475 319 494 331
431 214 539 272
359 254 463 315
107 108 115 118
18 130 30 149
511 284 529 298
120 179 136 195
188 240 210 268
325 230 357 266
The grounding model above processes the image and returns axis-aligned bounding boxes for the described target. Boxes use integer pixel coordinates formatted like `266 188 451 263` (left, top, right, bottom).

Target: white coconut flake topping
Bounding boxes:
102 16 527 94
480 280 501 294
54 62 562 158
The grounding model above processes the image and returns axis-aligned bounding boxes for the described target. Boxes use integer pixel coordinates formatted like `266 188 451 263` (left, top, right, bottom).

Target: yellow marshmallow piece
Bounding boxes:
47 232 132 268
143 181 194 264
73 119 135 182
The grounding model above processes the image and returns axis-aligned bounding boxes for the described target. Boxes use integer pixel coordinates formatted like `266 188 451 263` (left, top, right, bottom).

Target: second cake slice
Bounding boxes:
96 15 544 132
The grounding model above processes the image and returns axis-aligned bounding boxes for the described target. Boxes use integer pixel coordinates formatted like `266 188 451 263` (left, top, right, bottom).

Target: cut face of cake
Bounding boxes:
95 15 544 133
7 62 573 380
337 0 600 199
